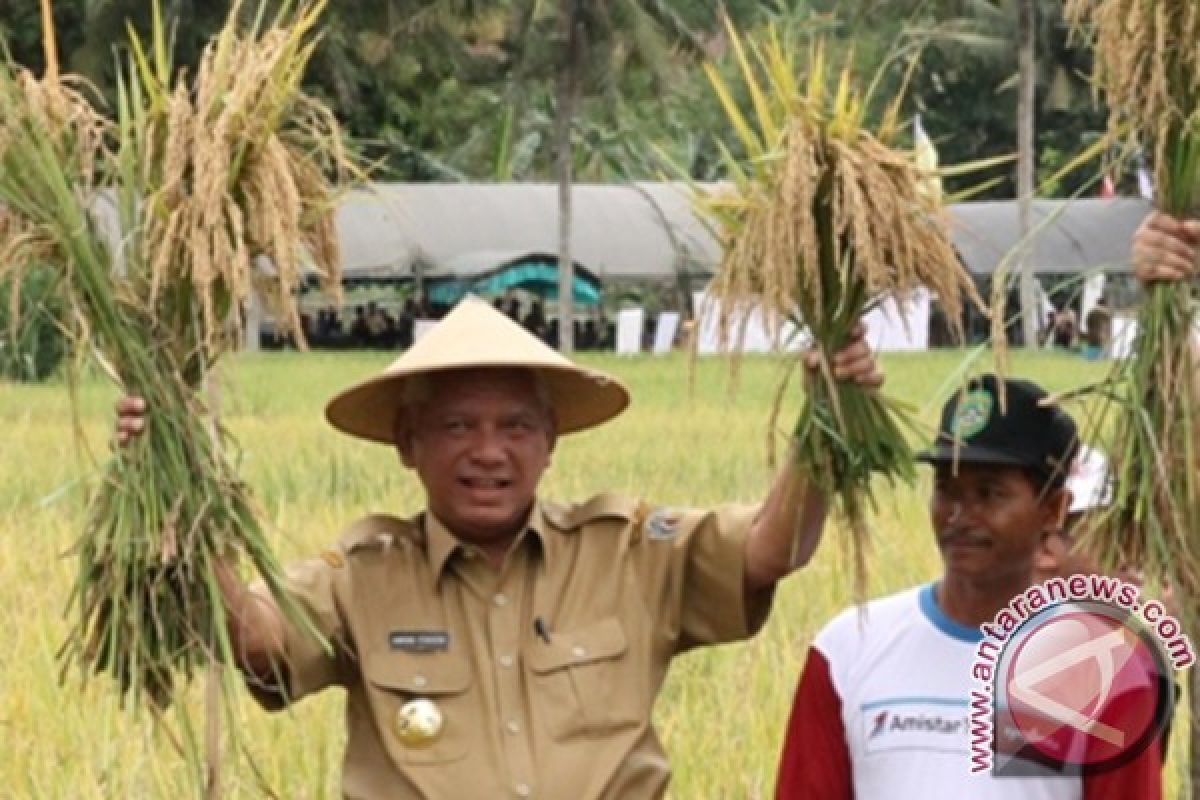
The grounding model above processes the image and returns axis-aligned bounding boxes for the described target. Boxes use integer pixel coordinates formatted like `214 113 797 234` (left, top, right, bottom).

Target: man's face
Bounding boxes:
397 369 555 544
931 463 1067 589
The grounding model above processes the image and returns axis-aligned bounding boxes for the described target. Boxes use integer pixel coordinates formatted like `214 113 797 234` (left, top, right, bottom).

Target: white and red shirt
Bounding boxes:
774 584 1162 799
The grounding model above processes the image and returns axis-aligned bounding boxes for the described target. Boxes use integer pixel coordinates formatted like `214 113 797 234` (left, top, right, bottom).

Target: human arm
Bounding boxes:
744 325 884 593
212 557 289 686
1131 210 1200 456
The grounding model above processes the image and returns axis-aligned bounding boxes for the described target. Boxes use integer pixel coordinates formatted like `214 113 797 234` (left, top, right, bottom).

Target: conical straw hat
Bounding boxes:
325 296 629 444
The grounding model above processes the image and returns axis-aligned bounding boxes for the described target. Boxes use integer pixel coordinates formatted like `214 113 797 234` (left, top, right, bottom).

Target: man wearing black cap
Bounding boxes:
774 375 1163 799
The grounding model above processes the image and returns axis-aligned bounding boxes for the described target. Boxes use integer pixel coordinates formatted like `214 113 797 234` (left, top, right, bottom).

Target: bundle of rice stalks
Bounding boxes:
697 24 986 593
1064 1 1200 610
0 0 349 709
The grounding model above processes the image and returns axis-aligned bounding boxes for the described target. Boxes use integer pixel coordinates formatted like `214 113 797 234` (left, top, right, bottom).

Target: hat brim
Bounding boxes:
325 363 630 445
916 444 1037 469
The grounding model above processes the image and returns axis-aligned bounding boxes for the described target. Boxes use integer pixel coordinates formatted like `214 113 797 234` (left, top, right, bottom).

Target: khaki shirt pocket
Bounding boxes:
526 617 643 740
363 651 472 766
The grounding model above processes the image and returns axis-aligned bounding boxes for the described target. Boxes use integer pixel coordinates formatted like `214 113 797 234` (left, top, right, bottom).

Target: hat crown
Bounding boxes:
384 295 575 376
324 296 630 444
924 374 1078 486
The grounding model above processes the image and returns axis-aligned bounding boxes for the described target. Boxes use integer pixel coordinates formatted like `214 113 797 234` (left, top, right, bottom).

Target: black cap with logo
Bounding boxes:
917 374 1079 490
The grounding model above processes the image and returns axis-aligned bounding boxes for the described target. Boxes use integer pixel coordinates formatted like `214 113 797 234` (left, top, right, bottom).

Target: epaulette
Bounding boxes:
543 493 645 531
336 513 419 556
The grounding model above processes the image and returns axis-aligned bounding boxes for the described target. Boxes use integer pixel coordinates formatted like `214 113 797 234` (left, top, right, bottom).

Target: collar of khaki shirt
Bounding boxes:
423 503 559 585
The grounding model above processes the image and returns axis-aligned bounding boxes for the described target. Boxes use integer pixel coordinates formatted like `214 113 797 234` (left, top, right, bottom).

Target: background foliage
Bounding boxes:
0 0 1117 193
0 267 65 382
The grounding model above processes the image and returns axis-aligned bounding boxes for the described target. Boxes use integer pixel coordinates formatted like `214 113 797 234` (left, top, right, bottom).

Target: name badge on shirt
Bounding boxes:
389 630 450 653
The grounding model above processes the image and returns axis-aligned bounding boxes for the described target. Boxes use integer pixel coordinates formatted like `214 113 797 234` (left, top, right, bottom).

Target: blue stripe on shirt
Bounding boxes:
918 583 984 644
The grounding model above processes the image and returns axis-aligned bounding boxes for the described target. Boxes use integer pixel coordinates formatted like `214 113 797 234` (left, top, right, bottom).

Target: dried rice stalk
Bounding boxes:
1065 0 1200 614
1065 0 1199 204
0 0 352 721
697 24 986 597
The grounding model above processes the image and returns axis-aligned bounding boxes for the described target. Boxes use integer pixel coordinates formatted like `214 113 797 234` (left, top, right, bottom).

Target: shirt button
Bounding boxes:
499 654 515 669
514 783 531 797
493 593 509 607
571 645 587 658
506 719 521 735
412 675 428 689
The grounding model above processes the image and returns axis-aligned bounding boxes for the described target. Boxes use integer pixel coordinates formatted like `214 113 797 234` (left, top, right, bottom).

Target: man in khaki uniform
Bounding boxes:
117 297 883 799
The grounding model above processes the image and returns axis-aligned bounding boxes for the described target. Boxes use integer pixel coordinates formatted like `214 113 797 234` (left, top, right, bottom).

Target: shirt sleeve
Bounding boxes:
243 555 353 710
1081 742 1162 799
1081 681 1165 800
647 503 767 651
775 646 854 800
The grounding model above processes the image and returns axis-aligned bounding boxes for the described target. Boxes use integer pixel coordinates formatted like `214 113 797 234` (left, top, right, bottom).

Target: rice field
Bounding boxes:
0 349 1190 798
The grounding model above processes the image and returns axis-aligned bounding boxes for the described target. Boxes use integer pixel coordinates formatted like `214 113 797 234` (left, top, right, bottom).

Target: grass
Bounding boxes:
0 349 1189 798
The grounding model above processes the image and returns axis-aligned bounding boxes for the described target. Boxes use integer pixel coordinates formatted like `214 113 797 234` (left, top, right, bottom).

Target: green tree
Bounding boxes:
904 0 1105 199
489 0 713 351
0 1 776 184
0 267 66 382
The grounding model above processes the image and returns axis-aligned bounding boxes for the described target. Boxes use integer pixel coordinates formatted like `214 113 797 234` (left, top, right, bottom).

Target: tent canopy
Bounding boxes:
328 183 1151 284
427 251 603 306
334 182 720 284
948 198 1151 275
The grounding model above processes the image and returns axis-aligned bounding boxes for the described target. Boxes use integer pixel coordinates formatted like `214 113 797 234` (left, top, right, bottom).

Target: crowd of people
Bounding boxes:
490 295 615 351
291 297 437 350
262 292 616 352
1041 303 1114 359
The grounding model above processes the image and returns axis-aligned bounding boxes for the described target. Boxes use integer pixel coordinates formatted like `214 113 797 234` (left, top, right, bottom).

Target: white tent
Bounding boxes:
333 182 720 284
947 198 1151 275
330 185 1150 284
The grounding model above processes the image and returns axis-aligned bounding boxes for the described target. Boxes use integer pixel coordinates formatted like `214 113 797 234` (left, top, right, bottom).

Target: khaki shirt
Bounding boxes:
249 493 766 799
